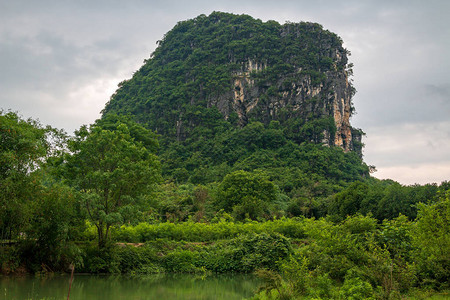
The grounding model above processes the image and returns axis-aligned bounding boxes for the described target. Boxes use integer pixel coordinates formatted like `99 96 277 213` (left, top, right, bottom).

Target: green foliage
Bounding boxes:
103 13 346 139
0 245 21 274
339 271 375 300
0 111 85 273
279 255 311 296
200 232 292 273
79 243 120 273
412 193 450 289
251 213 422 299
216 170 278 220
112 218 306 243
160 120 368 192
24 183 81 270
254 269 284 299
63 117 161 248
0 111 54 241
154 183 212 222
162 249 200 273
329 181 369 220
255 255 336 299
296 116 336 144
95 114 159 153
342 213 378 235
75 232 292 275
298 217 369 280
100 12 366 192
234 232 292 272
377 215 413 260
0 111 50 178
329 179 445 221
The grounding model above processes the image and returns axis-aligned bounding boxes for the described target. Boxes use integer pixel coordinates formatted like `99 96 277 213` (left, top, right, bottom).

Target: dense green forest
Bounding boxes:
1 105 449 299
1 12 449 300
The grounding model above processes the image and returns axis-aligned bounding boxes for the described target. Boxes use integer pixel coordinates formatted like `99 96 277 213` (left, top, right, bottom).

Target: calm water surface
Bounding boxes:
0 273 260 300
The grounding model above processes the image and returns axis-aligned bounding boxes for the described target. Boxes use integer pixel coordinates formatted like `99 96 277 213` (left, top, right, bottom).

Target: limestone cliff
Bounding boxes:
208 56 359 152
102 12 364 154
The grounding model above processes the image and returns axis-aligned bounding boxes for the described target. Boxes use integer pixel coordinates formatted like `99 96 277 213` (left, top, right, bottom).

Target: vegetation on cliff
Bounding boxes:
101 12 367 199
102 12 350 141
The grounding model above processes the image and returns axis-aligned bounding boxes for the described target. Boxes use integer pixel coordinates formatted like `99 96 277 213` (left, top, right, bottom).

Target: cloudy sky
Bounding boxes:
1 0 449 185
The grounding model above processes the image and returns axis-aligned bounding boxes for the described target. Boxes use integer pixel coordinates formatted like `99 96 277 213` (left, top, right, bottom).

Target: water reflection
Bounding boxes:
1 273 260 300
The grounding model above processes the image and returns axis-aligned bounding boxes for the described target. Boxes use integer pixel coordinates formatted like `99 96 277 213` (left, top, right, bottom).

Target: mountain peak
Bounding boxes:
103 12 363 154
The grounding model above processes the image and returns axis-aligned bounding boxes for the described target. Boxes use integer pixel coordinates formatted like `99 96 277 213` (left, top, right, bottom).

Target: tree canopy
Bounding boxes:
0 111 52 241
63 118 161 247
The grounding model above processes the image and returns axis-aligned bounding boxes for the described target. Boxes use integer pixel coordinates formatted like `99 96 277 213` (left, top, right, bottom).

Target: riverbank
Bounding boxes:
1 204 449 299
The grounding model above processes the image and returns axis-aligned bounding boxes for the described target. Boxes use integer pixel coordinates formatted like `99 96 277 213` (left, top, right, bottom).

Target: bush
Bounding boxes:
230 232 292 272
412 194 450 289
0 245 21 274
117 245 161 274
111 218 306 243
195 232 293 273
78 243 120 274
162 249 200 273
339 274 375 300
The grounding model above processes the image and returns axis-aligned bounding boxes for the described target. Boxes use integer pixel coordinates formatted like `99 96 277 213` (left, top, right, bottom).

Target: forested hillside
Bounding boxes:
103 12 357 148
1 12 449 299
102 12 369 203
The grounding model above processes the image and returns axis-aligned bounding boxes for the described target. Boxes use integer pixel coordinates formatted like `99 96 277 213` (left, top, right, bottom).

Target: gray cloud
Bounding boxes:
1 0 449 184
424 84 450 104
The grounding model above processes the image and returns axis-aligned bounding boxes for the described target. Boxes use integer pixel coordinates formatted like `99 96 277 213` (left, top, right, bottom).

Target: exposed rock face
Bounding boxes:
208 57 358 152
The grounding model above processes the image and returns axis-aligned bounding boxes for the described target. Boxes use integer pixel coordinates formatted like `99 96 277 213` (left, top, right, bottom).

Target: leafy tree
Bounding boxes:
329 181 369 220
64 119 160 248
215 170 277 220
23 183 81 271
0 111 53 240
412 192 450 288
375 183 411 220
95 114 159 153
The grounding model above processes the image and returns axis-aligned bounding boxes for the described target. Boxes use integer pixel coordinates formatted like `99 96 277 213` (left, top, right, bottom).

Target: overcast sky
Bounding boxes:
1 0 449 185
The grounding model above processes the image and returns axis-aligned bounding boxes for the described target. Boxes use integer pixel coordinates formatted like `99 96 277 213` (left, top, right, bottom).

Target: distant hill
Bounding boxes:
102 12 369 191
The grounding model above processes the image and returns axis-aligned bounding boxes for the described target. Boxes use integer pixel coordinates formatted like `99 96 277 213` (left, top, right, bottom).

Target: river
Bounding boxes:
0 273 260 300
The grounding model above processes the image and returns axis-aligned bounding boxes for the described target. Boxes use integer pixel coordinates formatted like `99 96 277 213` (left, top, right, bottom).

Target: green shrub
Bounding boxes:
231 232 292 272
111 218 306 243
117 245 161 274
78 243 120 274
162 249 200 273
342 214 378 235
280 255 311 295
298 218 368 280
339 271 375 300
198 244 242 273
0 245 21 274
412 194 450 289
377 214 413 260
195 232 292 273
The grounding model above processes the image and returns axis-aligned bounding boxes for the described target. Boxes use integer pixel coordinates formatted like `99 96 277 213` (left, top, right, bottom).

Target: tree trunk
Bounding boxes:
97 224 105 249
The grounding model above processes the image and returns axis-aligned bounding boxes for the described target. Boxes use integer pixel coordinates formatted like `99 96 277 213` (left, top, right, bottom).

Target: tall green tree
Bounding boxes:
23 183 80 271
412 192 450 288
0 111 51 240
328 181 369 221
64 119 160 248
